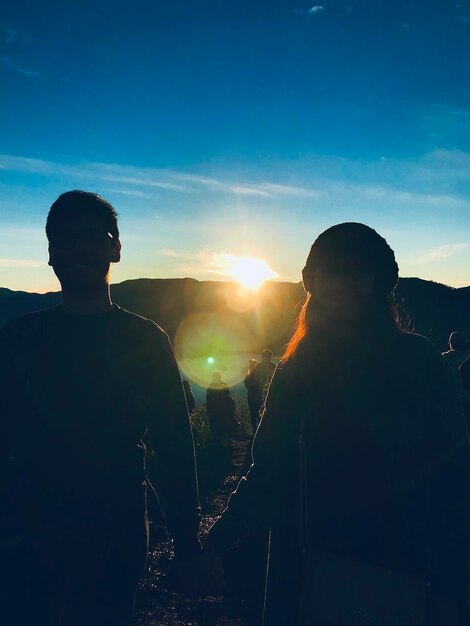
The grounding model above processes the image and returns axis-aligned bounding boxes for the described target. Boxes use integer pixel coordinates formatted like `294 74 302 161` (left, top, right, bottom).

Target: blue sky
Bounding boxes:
1 0 469 292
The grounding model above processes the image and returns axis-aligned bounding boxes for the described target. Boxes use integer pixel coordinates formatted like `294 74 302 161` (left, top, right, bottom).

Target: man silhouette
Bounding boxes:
0 191 218 626
244 349 276 430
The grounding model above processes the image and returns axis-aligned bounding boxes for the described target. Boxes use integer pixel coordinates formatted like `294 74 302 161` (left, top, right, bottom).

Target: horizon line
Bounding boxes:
2 274 468 296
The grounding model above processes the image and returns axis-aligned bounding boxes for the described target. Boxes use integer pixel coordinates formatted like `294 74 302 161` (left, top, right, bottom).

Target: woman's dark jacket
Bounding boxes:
207 331 470 625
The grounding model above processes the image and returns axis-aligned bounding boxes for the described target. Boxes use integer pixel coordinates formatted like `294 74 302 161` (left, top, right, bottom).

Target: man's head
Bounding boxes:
211 371 222 384
262 348 273 362
46 190 121 290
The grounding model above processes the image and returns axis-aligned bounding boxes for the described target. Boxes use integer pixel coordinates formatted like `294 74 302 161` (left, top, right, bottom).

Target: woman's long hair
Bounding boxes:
282 291 312 362
282 289 406 363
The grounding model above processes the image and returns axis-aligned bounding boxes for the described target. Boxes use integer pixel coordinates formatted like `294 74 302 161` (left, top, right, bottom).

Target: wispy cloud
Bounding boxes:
157 248 279 281
328 179 470 210
225 185 271 197
1 151 468 289
168 173 321 198
0 151 469 218
0 153 322 200
410 244 468 265
420 149 470 182
107 188 151 198
158 248 229 271
170 173 270 197
0 225 45 241
0 154 71 175
158 248 224 268
173 173 221 187
0 258 46 268
0 55 39 76
308 5 325 15
101 175 188 191
392 190 470 208
429 103 470 119
249 182 322 198
157 248 235 277
2 27 18 44
420 102 470 146
1 28 39 77
158 248 197 259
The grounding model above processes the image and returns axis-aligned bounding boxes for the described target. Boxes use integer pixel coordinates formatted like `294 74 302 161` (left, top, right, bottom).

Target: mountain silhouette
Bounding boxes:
0 277 468 352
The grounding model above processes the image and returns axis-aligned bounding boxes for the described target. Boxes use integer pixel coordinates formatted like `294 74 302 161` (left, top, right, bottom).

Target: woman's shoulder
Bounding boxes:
268 358 305 390
395 330 441 357
391 331 448 378
268 359 289 380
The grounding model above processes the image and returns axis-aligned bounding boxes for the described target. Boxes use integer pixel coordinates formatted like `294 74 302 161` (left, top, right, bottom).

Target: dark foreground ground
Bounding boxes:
132 439 268 626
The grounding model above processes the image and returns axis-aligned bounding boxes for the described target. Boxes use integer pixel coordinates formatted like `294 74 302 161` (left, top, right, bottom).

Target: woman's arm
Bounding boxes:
205 365 290 551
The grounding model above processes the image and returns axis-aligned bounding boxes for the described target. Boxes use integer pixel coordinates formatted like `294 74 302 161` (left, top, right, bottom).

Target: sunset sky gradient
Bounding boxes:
1 0 469 292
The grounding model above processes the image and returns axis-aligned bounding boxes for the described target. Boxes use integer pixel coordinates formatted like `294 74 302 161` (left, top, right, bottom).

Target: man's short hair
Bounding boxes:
46 190 119 240
262 348 273 359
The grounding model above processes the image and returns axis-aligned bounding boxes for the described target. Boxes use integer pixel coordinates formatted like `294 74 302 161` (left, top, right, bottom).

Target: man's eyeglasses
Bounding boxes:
49 231 114 249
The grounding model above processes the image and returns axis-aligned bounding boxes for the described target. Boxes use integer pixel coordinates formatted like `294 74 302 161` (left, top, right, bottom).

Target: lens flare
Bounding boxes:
225 284 255 313
175 313 252 387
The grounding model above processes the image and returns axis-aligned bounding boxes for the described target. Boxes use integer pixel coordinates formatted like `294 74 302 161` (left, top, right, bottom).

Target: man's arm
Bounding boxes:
0 326 10 464
143 324 201 560
0 324 25 540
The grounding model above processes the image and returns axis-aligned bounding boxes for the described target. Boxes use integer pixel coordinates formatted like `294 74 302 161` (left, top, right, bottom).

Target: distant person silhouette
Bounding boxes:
0 190 221 626
443 332 470 417
244 358 260 432
244 349 275 431
183 379 196 414
442 331 470 370
459 355 470 429
206 371 240 444
204 222 469 626
461 355 470 395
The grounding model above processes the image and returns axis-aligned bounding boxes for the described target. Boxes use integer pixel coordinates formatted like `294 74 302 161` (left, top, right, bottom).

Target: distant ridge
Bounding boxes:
0 287 61 323
0 277 468 352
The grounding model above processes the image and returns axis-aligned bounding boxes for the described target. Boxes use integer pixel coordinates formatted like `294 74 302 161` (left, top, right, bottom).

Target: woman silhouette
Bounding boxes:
205 223 469 625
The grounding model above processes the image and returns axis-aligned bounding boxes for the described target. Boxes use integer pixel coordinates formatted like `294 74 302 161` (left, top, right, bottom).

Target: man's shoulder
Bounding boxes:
111 305 175 359
112 305 167 337
1 306 60 338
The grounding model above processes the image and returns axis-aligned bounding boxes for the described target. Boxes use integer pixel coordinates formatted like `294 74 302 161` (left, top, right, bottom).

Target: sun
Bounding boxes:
229 256 278 290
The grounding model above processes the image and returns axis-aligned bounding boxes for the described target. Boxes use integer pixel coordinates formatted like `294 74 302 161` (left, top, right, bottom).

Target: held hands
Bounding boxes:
176 547 225 598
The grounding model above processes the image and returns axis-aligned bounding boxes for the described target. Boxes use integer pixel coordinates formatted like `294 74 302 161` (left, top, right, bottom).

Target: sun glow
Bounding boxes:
229 256 278 290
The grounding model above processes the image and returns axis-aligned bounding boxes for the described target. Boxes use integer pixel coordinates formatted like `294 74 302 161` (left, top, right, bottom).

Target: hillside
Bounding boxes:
0 277 468 352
